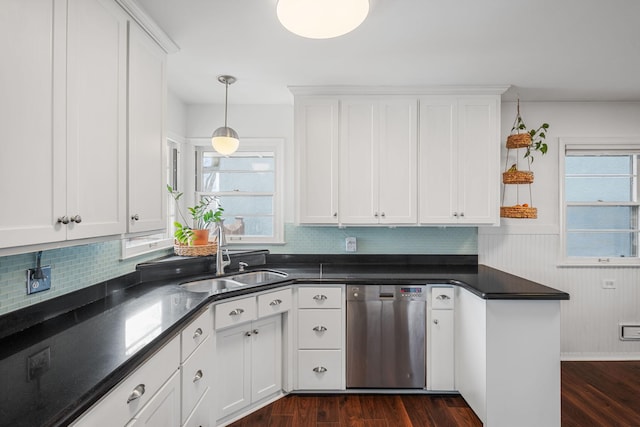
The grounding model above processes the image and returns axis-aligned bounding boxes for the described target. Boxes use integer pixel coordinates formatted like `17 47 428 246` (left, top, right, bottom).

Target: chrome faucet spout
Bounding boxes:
215 222 230 275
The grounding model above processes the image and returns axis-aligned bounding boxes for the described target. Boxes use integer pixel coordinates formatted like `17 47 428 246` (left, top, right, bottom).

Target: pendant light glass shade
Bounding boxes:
276 0 369 39
211 75 239 156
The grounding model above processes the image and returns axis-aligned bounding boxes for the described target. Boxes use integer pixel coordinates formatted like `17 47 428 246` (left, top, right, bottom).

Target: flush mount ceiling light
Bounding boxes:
276 0 369 39
211 75 239 156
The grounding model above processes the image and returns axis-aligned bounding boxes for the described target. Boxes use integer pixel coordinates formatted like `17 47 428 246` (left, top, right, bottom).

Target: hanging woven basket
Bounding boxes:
506 133 532 149
502 170 534 184
500 206 537 219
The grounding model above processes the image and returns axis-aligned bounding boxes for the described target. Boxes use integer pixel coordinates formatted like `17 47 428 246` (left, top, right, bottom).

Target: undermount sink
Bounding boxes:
179 270 288 294
228 270 288 286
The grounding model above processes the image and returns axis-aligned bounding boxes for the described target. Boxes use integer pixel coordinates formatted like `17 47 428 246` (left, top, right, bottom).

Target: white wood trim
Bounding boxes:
288 85 510 97
115 0 179 53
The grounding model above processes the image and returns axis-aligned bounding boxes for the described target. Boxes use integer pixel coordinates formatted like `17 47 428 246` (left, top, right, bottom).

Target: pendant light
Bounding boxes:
211 75 239 156
276 0 369 39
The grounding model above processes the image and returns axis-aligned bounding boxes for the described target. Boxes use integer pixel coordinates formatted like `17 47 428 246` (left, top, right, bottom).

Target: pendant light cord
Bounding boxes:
224 80 229 128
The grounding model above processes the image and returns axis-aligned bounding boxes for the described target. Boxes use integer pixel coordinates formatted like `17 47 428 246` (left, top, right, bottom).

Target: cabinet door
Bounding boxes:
66 0 127 239
418 98 457 224
296 97 339 224
378 98 418 224
127 22 167 233
339 98 379 224
216 323 251 419
429 310 455 390
251 315 282 402
0 0 66 248
456 97 499 225
127 371 181 427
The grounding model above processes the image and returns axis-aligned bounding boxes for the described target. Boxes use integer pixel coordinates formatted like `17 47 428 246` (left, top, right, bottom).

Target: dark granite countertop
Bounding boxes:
0 253 568 427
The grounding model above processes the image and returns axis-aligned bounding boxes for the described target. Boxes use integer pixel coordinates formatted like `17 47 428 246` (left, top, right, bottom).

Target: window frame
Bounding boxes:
194 138 285 245
559 137 640 266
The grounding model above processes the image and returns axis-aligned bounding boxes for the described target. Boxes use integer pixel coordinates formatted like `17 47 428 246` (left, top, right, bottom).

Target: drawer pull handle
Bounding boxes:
313 366 327 373
436 294 451 300
193 327 203 338
312 325 327 332
269 299 283 306
127 384 145 404
313 294 327 301
193 370 203 382
229 308 245 316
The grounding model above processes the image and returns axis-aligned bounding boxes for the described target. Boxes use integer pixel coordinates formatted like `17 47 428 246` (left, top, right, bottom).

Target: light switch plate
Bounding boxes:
26 265 52 295
346 237 357 252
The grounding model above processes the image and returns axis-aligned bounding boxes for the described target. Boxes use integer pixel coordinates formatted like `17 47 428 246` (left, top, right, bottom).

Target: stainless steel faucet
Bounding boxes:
215 222 230 275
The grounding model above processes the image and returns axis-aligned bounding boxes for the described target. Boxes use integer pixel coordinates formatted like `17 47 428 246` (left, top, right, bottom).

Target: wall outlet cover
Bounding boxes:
346 237 357 252
26 265 52 295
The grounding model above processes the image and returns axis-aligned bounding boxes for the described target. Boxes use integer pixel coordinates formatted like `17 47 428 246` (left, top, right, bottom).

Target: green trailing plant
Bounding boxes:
167 185 224 245
511 102 550 163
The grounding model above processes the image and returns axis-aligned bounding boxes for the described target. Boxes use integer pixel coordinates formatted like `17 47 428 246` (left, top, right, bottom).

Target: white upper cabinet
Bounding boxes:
127 22 167 233
295 97 339 224
419 96 500 225
339 97 418 225
0 0 128 249
66 0 128 240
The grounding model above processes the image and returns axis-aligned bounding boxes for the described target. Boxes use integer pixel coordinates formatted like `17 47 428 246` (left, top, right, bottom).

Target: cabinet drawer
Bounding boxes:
181 335 213 423
181 307 213 362
215 296 257 330
431 286 454 310
297 309 342 349
297 350 343 390
298 286 342 309
258 288 292 318
71 335 180 427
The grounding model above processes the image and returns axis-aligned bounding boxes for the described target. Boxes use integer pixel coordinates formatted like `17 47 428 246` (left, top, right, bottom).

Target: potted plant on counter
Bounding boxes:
168 185 224 255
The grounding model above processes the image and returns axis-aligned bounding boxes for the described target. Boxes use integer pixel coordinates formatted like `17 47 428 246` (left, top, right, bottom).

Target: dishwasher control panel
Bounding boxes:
347 285 427 301
400 287 423 297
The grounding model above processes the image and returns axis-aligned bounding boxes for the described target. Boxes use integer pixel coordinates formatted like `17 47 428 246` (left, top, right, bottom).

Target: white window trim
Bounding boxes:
558 137 640 267
191 137 285 245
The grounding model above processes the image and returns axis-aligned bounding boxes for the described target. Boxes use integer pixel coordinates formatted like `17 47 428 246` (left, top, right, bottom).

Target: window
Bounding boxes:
196 139 284 245
561 138 640 265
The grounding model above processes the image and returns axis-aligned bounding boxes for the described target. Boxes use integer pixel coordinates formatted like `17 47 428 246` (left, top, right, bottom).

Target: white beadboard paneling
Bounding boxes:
479 233 640 359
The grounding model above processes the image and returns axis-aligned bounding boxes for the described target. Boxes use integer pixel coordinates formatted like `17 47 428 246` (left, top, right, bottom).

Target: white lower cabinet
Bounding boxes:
181 335 213 425
428 286 455 391
183 388 212 427
71 335 180 427
127 370 181 427
215 315 282 421
295 285 345 390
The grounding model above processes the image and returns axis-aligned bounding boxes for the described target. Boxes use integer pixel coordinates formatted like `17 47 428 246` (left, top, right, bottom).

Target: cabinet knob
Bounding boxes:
381 212 386 217
193 327 203 339
252 329 259 335
245 331 252 337
269 299 282 306
57 216 70 225
229 308 245 316
126 384 145 404
70 215 82 223
460 212 464 217
193 370 203 383
313 366 327 373
433 319 439 325
452 212 458 217
333 212 338 217
131 214 140 221
312 325 328 332
374 212 379 218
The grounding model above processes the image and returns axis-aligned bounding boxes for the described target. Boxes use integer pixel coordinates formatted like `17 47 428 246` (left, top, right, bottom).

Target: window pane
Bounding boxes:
567 206 637 230
567 231 637 257
565 156 632 175
202 153 274 172
215 195 273 216
225 216 274 238
565 177 633 202
201 171 275 192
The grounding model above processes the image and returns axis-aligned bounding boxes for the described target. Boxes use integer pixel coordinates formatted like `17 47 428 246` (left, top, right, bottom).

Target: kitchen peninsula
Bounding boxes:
0 253 568 427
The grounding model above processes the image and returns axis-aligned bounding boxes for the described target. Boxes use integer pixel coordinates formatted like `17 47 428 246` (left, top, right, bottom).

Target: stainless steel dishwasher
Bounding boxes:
346 284 427 389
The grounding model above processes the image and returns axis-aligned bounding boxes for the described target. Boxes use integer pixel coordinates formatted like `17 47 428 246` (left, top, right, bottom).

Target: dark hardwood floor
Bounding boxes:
228 361 640 427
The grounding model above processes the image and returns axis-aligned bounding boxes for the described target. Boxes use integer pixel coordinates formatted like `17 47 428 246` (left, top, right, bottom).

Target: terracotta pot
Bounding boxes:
192 229 210 246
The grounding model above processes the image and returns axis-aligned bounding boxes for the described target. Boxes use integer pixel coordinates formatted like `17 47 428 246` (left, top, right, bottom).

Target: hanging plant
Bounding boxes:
508 99 550 163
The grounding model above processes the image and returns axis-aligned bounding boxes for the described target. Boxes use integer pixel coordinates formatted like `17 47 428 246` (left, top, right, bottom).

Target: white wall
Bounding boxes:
480 101 640 359
167 89 187 139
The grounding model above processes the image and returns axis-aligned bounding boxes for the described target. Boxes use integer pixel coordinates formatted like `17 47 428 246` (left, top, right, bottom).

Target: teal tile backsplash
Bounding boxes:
0 224 476 316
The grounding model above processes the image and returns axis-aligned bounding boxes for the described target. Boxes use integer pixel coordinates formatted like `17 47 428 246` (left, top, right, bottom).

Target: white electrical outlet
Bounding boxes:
345 237 357 252
602 279 616 289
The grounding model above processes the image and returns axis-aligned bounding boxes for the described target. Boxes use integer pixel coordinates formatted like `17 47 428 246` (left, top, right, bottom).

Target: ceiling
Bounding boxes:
135 0 640 105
